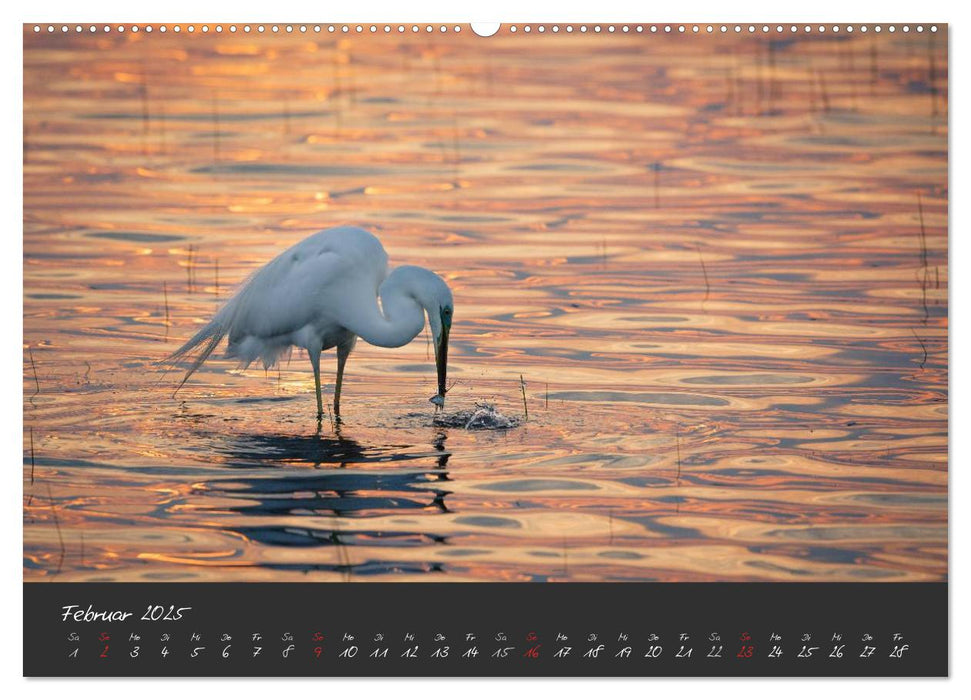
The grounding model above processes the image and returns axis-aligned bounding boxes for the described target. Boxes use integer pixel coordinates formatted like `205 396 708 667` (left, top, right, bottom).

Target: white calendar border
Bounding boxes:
3 0 963 696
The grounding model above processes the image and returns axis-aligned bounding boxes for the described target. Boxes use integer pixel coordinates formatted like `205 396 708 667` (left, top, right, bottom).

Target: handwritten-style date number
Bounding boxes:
141 605 192 622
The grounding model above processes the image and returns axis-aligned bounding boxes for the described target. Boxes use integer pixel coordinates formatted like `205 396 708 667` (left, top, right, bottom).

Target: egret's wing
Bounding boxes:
224 228 388 342
166 226 388 387
226 250 343 340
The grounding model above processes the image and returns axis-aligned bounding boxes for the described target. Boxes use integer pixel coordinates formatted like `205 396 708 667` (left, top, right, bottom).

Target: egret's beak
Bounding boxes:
435 322 450 400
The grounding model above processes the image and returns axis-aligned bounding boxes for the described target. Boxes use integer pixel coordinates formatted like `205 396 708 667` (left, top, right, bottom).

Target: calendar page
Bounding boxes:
22 21 948 677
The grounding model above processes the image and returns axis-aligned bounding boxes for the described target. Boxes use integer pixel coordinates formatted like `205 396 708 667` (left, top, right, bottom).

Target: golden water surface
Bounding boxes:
23 26 947 582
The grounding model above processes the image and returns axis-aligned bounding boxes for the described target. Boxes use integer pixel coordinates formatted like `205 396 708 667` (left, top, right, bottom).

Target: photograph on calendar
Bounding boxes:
24 23 946 591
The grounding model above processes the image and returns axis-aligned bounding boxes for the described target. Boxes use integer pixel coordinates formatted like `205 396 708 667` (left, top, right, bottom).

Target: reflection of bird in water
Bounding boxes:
200 431 453 561
168 226 453 421
209 468 451 519
218 431 448 470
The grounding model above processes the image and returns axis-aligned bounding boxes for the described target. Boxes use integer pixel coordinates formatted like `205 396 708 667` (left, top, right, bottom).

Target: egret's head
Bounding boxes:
397 266 453 401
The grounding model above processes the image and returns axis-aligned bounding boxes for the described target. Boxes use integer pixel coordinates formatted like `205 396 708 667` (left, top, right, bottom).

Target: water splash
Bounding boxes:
433 402 522 430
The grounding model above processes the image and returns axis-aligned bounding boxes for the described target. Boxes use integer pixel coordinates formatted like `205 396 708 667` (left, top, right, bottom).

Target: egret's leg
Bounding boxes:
334 343 351 419
310 348 323 420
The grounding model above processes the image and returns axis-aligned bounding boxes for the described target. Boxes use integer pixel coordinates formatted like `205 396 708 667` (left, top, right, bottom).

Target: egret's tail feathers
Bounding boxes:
165 320 227 396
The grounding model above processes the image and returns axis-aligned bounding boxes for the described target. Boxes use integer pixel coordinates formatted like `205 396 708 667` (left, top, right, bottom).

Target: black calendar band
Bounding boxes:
23 582 946 677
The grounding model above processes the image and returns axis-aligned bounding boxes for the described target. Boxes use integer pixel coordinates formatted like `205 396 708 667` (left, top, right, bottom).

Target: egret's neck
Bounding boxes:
348 275 425 348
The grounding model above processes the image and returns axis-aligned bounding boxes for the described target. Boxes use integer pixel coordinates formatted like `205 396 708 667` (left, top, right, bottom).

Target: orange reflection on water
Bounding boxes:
24 26 947 582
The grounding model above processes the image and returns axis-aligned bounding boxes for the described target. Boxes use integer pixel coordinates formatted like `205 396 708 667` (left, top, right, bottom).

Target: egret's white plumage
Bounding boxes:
169 226 453 419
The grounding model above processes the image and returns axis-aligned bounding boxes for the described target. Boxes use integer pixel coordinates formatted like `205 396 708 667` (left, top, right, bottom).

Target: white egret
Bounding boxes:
168 226 453 420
